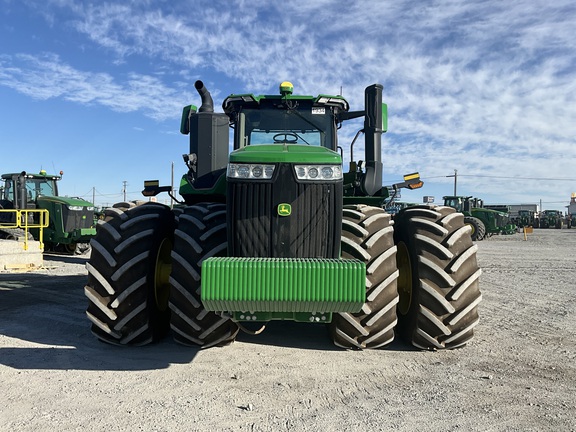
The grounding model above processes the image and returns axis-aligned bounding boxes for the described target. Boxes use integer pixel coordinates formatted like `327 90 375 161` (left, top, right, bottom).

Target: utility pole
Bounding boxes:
446 169 458 195
122 181 128 202
92 187 95 206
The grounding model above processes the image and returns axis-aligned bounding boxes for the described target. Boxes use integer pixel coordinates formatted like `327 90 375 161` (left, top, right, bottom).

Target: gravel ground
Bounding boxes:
0 229 575 432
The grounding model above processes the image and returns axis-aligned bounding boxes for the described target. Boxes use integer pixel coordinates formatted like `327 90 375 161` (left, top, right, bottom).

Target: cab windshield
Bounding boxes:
2 177 57 203
27 178 57 199
444 197 463 212
239 106 336 149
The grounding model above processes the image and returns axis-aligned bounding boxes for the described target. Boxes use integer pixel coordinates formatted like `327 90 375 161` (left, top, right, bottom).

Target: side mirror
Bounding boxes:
180 105 198 135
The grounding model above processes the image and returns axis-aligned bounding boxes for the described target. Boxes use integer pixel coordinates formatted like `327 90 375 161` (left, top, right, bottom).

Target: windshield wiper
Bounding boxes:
284 100 325 134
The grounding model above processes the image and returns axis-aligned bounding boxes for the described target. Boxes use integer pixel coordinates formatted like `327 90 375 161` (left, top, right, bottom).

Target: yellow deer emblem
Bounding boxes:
277 203 292 216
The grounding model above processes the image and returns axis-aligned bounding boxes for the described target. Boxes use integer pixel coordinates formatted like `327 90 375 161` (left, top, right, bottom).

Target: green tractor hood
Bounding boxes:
229 144 342 165
37 195 94 208
36 195 96 244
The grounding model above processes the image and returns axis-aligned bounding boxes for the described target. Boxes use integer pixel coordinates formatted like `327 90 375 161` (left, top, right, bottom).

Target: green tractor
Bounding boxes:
539 210 563 229
514 209 537 228
443 196 516 241
85 80 481 350
0 171 96 254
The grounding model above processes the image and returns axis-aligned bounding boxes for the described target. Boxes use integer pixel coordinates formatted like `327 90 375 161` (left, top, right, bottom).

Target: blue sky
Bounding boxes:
1 0 575 212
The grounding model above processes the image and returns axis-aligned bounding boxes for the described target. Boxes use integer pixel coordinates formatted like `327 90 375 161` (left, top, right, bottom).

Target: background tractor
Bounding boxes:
85 80 481 351
538 210 563 229
443 195 516 240
513 209 537 228
0 171 95 254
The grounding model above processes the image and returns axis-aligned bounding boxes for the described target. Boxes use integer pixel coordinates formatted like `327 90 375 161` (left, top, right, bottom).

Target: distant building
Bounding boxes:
567 193 576 216
506 204 539 218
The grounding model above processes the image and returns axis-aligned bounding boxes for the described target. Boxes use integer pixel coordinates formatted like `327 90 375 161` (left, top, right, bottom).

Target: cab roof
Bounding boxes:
1 171 61 181
222 82 350 114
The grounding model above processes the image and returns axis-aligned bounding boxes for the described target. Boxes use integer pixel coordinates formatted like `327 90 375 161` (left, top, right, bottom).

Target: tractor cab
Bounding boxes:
443 196 484 213
1 171 59 210
169 80 393 206
223 81 345 150
1 171 60 217
443 196 471 213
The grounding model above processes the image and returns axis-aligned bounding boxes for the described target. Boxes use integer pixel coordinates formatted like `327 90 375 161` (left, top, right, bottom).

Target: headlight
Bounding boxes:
294 165 342 181
227 163 275 179
67 205 83 211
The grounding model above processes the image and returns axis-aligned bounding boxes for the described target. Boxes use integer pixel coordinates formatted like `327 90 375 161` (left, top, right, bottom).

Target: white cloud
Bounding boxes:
0 53 198 121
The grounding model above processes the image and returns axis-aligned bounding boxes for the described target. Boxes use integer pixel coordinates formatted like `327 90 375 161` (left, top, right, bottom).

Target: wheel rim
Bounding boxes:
396 241 413 315
154 238 172 312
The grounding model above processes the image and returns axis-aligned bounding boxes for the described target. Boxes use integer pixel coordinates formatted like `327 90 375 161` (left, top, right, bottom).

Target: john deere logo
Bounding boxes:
278 203 292 216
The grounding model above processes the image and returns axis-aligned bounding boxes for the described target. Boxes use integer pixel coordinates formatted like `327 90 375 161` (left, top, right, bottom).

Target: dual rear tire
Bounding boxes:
331 204 482 350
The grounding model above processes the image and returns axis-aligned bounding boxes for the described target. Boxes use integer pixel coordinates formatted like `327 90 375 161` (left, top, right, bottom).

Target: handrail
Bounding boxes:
0 209 49 250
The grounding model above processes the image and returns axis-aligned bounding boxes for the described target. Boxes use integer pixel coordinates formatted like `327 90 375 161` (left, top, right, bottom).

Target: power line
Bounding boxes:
421 174 576 181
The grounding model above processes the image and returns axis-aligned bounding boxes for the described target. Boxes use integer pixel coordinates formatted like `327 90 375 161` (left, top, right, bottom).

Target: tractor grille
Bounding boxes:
62 206 94 232
228 164 342 258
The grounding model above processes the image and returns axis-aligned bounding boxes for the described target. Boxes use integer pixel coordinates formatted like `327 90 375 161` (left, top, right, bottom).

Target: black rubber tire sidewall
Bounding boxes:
85 202 175 345
169 203 239 348
393 205 482 350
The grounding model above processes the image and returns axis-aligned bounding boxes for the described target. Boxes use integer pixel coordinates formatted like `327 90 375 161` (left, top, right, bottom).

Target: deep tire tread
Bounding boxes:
330 205 399 349
169 203 239 348
394 205 482 350
85 203 174 346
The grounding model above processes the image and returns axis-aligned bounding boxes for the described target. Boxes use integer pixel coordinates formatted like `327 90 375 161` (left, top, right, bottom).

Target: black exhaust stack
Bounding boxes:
183 80 229 183
362 84 384 196
16 172 28 210
195 80 214 113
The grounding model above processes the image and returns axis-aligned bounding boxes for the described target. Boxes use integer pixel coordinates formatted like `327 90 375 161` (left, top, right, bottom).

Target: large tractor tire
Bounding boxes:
555 220 562 229
464 216 485 241
169 203 239 348
85 202 175 345
393 205 482 350
330 205 399 349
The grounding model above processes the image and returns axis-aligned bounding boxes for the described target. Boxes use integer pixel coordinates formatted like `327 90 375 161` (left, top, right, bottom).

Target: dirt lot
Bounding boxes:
1 229 575 431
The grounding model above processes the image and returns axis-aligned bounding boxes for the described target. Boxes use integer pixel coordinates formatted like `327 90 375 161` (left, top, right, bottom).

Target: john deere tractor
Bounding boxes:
514 209 537 228
443 196 516 240
0 171 95 254
85 80 481 350
538 210 563 229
